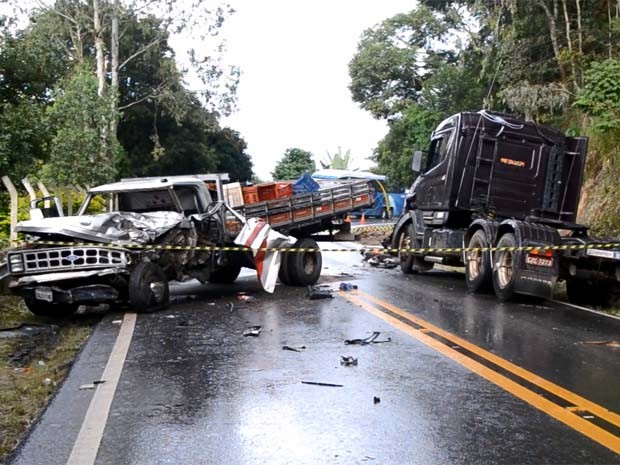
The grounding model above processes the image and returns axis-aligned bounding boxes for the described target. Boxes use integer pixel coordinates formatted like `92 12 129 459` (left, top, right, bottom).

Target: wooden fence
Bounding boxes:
1 176 87 242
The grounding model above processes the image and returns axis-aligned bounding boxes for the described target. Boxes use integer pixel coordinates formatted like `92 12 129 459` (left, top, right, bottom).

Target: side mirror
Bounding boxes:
412 151 423 173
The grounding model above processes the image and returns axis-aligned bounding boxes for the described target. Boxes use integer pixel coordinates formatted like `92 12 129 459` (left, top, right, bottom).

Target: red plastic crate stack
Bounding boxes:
242 186 259 204
256 182 292 201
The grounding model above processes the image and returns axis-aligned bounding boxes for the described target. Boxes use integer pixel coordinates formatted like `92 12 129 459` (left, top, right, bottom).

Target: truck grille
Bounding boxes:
11 247 129 274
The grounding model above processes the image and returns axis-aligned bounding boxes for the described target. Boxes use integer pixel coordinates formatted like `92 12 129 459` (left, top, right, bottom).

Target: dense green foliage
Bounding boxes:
350 1 620 233
272 148 316 181
0 0 252 240
0 1 251 183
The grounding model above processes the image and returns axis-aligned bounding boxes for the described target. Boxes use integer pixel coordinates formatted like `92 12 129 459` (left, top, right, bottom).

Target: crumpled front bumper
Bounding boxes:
13 284 119 305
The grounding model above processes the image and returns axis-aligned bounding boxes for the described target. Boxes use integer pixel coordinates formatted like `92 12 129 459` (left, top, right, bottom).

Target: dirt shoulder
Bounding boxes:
0 296 96 462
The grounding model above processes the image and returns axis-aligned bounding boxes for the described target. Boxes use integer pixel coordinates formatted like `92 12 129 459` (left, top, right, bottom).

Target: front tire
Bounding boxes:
24 299 79 318
465 230 493 293
492 233 519 301
128 262 170 313
398 224 415 274
286 238 322 286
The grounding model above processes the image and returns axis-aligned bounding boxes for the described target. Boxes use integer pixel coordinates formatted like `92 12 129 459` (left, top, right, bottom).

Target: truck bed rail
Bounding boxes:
236 180 373 232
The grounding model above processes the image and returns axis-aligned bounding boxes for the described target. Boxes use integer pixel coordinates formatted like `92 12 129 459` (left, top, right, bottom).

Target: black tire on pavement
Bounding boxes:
492 232 519 301
287 238 322 286
381 208 388 220
278 252 293 285
566 278 595 306
397 223 415 274
566 279 620 307
465 229 493 293
24 299 79 318
128 261 170 313
208 265 242 284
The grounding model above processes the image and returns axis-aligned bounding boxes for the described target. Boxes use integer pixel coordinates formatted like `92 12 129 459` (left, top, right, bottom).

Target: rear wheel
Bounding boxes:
381 208 392 220
567 279 620 307
24 299 79 318
208 264 242 284
492 233 518 301
128 262 170 313
286 238 322 286
278 252 292 285
465 230 492 293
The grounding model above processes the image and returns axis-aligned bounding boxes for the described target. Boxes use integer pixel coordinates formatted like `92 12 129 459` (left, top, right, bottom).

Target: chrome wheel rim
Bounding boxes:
468 249 481 280
497 250 513 288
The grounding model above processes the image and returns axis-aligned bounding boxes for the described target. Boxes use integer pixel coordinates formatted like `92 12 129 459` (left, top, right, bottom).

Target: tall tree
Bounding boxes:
321 147 353 170
272 148 315 181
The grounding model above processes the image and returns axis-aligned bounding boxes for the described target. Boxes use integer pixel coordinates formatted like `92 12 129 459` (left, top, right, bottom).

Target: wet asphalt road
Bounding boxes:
7 243 620 465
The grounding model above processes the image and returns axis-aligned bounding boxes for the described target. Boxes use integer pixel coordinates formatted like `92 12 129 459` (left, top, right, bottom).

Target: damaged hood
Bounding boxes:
15 211 186 244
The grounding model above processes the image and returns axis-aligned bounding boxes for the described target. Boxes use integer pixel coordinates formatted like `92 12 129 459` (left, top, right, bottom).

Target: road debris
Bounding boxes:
362 249 398 268
373 396 381 404
79 380 106 390
112 319 123 325
578 340 620 348
282 345 306 352
242 325 262 337
43 378 52 386
340 355 358 366
345 331 391 345
226 302 234 312
339 282 358 292
306 285 333 300
237 294 257 303
301 381 343 387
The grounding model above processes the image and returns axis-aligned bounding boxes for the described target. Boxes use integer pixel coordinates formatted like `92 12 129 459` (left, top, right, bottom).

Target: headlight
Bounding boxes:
8 254 24 273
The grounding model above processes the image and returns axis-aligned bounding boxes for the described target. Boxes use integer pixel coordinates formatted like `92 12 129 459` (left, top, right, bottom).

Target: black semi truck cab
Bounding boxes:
388 110 620 306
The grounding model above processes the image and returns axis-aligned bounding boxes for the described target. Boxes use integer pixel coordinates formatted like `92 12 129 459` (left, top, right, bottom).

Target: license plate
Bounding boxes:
35 288 53 302
525 256 553 267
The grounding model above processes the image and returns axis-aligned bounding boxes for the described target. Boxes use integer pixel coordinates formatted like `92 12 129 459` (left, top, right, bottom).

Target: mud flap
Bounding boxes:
513 269 556 299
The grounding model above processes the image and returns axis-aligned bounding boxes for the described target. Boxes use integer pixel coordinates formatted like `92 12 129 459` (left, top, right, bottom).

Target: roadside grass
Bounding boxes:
0 296 95 461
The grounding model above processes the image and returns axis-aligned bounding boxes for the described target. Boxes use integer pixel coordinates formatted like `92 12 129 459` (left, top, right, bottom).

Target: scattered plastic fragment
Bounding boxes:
112 319 122 325
283 345 306 352
339 283 358 292
80 380 106 390
237 294 256 303
227 302 234 312
306 285 333 300
340 355 358 366
301 381 343 387
243 325 262 337
344 331 391 345
37 360 46 367
43 378 52 386
373 396 381 404
578 340 620 347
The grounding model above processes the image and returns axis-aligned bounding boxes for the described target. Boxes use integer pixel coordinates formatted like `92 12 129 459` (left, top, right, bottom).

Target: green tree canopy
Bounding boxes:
272 148 315 181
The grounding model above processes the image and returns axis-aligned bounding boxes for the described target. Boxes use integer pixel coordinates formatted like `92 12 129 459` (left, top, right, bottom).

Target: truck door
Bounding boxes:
416 129 454 210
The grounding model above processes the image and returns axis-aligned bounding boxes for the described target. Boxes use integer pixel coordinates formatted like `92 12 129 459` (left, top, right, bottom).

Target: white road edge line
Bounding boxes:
551 299 620 322
66 312 137 465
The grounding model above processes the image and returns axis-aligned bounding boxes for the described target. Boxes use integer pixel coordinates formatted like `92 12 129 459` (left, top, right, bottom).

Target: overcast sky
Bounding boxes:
214 0 415 180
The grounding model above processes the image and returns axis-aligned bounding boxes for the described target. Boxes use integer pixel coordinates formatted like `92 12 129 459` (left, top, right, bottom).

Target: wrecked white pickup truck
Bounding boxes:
6 174 373 316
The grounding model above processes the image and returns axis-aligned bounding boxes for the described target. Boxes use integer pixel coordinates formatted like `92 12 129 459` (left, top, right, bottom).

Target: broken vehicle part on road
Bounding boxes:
344 331 392 345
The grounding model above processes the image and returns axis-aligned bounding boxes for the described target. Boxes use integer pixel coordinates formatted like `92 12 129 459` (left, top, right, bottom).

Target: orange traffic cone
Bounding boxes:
360 212 366 225
344 214 351 223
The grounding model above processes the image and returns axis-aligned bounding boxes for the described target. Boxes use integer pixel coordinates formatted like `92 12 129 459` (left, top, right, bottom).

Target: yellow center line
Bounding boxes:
340 292 620 455
355 289 620 430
